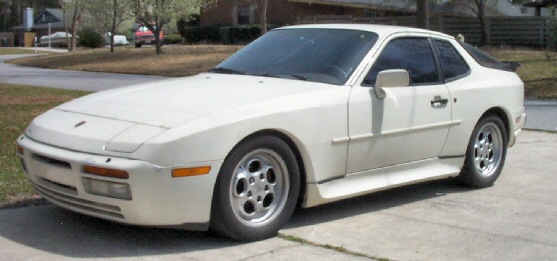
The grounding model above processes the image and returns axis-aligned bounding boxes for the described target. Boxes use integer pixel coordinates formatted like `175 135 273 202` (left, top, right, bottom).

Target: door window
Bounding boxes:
434 39 470 81
364 38 439 86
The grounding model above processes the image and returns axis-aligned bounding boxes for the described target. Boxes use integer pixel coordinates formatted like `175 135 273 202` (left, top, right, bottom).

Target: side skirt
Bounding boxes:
303 157 464 208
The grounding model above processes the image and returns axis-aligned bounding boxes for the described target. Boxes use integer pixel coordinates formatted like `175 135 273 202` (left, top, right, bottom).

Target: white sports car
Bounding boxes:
17 24 526 241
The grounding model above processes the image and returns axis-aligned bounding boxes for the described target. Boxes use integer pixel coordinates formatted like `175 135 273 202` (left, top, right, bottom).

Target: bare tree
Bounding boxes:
130 0 201 54
443 0 496 46
58 0 83 51
86 0 129 52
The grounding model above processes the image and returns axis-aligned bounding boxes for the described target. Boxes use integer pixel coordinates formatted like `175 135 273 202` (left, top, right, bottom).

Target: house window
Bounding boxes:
238 6 254 25
35 13 59 25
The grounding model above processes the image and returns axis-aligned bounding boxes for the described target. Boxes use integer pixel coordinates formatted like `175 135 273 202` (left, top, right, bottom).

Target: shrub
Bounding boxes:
77 29 103 49
163 34 184 45
178 24 278 44
181 25 221 44
219 25 261 44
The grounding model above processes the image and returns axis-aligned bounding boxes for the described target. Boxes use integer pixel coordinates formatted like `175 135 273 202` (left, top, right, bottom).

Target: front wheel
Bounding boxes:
458 115 508 188
211 135 300 241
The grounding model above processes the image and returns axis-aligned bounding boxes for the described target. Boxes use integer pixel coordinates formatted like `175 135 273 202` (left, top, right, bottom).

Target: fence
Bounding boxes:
298 15 552 47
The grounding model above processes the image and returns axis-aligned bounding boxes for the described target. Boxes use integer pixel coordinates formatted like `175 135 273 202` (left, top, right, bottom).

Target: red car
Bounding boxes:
133 24 163 48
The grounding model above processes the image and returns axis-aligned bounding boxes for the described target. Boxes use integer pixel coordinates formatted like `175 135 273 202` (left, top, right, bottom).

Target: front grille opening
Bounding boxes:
40 177 77 192
32 154 71 170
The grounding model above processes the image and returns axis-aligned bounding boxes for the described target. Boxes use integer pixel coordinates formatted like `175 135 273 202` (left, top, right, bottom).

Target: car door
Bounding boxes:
346 36 452 174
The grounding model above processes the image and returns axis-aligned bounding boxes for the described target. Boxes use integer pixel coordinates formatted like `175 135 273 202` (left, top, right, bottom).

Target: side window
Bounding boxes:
363 38 439 86
434 39 470 81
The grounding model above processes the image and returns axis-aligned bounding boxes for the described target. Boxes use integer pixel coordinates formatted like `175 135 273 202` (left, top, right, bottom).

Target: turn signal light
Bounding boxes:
17 144 24 155
83 165 129 179
172 166 211 177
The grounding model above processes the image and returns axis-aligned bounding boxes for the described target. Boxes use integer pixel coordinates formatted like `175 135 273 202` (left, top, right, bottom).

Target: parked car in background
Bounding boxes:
17 24 526 242
39 32 72 47
131 23 163 48
103 32 129 46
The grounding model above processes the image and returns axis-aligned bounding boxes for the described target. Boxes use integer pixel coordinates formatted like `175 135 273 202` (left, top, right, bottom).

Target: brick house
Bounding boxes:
200 0 414 26
200 0 540 27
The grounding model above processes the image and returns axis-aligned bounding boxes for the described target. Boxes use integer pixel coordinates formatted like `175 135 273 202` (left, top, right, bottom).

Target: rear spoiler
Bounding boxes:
500 61 520 72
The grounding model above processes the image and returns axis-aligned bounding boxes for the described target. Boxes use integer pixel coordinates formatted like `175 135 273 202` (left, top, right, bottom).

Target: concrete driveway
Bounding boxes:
0 130 555 260
0 54 167 91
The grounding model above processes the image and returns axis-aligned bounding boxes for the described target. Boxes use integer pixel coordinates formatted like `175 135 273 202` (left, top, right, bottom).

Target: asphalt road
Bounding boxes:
0 54 167 91
0 130 555 260
524 99 557 132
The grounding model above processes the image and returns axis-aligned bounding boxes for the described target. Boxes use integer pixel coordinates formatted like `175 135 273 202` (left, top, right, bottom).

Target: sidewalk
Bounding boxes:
19 47 69 53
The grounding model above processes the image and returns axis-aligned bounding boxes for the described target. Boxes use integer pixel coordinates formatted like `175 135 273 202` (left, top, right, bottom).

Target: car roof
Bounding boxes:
277 23 453 40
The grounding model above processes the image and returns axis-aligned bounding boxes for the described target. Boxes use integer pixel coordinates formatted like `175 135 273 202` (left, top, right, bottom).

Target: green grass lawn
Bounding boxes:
0 83 89 206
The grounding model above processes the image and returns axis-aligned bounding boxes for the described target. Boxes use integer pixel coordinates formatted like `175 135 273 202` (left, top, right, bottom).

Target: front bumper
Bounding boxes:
16 135 222 230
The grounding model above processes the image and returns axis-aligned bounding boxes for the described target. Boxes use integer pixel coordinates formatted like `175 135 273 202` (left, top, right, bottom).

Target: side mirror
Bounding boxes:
374 69 410 99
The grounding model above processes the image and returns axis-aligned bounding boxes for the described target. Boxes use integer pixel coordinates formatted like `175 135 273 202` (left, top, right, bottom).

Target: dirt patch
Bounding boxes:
0 195 49 210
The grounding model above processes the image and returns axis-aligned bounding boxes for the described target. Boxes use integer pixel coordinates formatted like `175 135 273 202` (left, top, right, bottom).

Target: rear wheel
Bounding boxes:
459 115 508 188
211 135 300 241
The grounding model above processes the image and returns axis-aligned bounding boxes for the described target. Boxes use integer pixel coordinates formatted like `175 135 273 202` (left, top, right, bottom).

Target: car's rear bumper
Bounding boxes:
16 135 222 230
509 112 527 147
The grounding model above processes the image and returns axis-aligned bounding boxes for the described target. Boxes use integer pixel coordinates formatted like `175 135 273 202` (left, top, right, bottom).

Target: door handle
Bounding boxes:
431 95 449 107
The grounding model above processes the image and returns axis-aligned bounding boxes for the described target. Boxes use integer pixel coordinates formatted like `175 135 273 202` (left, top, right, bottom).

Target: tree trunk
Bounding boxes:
1 0 8 32
260 0 268 35
110 0 117 52
231 0 238 26
477 0 487 46
70 3 82 51
154 29 162 54
10 0 16 28
416 0 429 29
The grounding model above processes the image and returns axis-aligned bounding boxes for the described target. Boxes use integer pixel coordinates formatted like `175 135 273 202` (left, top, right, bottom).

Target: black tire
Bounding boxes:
211 135 300 241
135 43 141 48
459 114 508 188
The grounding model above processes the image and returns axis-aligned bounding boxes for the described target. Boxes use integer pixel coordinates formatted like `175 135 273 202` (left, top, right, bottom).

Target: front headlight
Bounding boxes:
105 124 167 153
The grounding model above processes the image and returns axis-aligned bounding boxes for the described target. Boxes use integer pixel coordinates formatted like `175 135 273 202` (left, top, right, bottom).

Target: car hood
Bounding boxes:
56 73 334 128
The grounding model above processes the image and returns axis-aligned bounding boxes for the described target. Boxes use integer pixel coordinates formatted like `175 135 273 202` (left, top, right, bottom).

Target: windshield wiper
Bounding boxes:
291 74 307 81
258 73 283 79
259 73 307 81
210 67 246 75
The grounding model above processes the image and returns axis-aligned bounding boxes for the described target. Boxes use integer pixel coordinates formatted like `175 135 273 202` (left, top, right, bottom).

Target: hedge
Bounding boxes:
179 24 277 44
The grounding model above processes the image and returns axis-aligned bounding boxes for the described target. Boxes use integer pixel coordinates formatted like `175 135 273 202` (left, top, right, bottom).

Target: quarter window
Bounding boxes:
364 38 439 86
434 40 470 81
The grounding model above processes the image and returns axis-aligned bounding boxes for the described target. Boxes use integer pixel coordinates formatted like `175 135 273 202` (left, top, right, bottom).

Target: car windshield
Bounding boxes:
213 28 379 85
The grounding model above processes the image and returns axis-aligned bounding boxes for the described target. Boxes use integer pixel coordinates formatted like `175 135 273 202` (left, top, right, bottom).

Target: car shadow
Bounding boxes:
286 178 473 229
0 178 472 258
0 206 237 258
